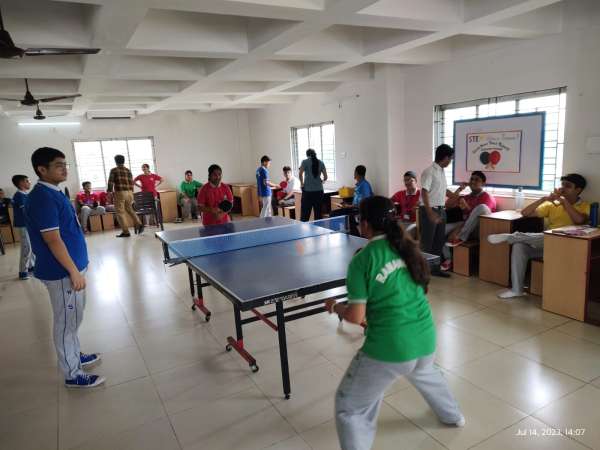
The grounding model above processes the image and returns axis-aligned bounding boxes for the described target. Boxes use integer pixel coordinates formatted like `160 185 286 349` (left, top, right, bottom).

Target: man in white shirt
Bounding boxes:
420 144 456 278
278 166 301 207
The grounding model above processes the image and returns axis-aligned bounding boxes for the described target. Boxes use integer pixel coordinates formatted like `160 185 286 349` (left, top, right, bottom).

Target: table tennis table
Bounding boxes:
156 216 440 399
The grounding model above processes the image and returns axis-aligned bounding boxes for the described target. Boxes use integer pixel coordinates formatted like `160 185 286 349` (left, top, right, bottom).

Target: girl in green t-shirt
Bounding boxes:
325 196 464 450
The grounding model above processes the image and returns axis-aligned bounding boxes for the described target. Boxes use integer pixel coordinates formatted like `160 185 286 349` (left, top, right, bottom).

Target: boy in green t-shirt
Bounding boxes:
325 196 464 449
179 170 203 221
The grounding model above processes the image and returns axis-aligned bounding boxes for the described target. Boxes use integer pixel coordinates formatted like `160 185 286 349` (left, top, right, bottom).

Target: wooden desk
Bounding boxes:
294 189 338 221
542 228 600 324
157 190 178 222
231 183 259 216
479 211 543 286
330 195 354 211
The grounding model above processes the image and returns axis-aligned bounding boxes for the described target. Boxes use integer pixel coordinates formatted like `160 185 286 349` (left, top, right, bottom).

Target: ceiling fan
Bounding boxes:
0 6 100 58
33 104 66 120
0 78 81 106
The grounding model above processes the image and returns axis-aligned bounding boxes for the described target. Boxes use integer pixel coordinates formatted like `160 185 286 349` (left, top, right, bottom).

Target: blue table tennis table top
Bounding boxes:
156 217 439 309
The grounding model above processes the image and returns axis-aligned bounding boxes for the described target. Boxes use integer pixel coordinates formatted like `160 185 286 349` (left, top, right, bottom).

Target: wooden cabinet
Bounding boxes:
542 229 600 324
157 190 178 222
231 183 259 216
479 211 543 286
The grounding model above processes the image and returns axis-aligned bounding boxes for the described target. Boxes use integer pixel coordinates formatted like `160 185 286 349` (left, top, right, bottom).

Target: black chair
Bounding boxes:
0 232 5 255
134 191 164 231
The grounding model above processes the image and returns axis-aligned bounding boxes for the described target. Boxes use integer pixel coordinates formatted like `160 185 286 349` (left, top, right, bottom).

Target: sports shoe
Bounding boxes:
440 260 452 271
445 239 464 248
497 289 526 299
65 373 106 389
488 233 511 244
80 353 101 368
432 269 451 278
18 272 30 280
28 266 35 273
174 218 182 223
137 224 145 235
455 415 466 427
116 232 131 238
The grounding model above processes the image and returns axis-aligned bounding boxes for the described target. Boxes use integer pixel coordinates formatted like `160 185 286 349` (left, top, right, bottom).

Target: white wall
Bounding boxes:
396 0 600 201
247 69 390 196
0 110 252 196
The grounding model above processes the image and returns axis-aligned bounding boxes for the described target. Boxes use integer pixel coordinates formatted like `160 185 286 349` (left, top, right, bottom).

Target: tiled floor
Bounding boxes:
1 222 599 450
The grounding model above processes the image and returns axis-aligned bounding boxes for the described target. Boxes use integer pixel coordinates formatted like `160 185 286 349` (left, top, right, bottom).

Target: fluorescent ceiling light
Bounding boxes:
18 122 81 127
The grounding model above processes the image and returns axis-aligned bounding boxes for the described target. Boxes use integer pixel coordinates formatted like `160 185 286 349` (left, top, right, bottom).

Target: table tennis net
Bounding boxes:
167 215 350 262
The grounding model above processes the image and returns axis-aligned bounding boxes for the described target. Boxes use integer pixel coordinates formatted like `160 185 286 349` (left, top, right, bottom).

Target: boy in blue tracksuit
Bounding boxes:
25 147 105 389
11 174 35 279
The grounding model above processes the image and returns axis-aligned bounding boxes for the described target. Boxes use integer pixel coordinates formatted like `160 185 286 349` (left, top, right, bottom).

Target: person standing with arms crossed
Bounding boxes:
419 144 456 277
25 147 104 388
325 196 464 450
107 154 143 237
299 148 328 221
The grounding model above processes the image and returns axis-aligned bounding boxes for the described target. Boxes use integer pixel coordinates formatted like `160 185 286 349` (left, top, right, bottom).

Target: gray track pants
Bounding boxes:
41 271 87 380
443 204 491 261
335 352 463 450
17 227 35 273
506 232 544 294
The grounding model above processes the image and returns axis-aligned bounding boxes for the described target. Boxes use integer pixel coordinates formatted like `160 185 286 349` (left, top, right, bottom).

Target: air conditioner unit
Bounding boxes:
86 111 136 120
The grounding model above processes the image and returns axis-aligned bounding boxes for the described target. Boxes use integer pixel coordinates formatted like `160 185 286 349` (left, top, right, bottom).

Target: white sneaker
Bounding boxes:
455 415 466 427
497 289 526 299
488 233 511 244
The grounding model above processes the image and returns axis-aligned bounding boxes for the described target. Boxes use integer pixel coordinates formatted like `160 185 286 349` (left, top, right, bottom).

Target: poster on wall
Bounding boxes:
453 112 545 189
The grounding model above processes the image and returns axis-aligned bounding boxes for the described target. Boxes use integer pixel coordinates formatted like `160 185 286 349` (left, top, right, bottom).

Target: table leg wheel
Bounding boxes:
205 313 211 322
285 394 291 400
250 364 259 373
337 313 343 322
225 344 232 352
191 305 196 311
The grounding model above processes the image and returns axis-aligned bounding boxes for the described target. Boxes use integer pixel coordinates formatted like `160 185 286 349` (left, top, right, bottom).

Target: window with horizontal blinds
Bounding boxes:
290 121 336 182
434 87 566 194
73 137 156 190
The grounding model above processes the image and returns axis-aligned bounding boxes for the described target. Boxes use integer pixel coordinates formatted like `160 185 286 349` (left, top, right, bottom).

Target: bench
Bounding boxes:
530 258 543 296
278 205 296 219
453 241 479 277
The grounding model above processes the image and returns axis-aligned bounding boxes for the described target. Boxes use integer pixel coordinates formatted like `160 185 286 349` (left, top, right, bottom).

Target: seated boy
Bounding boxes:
76 181 106 232
179 170 202 220
278 166 300 207
349 165 373 207
390 171 420 236
441 171 496 270
488 173 589 299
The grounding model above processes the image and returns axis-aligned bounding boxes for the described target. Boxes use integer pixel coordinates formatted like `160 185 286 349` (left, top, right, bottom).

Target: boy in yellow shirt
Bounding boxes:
488 173 589 299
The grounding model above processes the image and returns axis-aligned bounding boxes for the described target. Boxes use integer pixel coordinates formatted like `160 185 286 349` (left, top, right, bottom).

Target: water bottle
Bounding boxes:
591 202 599 227
515 187 525 211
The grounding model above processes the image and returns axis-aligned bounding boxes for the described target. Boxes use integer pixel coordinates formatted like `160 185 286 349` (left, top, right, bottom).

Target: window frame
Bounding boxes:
434 87 566 196
290 121 336 183
72 136 157 190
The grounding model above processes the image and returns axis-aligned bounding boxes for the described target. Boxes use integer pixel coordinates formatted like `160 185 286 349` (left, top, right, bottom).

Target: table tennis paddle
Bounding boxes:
219 199 233 213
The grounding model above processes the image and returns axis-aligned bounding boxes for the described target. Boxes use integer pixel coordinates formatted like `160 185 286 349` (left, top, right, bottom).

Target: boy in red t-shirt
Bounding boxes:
134 164 163 197
390 171 420 236
197 164 233 226
442 171 496 270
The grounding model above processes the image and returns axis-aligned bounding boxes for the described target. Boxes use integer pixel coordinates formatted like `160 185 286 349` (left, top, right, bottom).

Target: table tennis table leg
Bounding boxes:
276 301 291 400
226 306 259 373
190 271 211 321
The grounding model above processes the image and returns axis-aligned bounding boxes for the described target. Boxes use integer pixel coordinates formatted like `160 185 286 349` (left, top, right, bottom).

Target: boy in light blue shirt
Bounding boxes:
11 174 35 279
352 165 374 206
25 147 105 389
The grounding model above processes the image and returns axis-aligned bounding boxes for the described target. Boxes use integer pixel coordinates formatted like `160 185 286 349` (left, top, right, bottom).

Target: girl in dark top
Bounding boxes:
298 148 328 221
